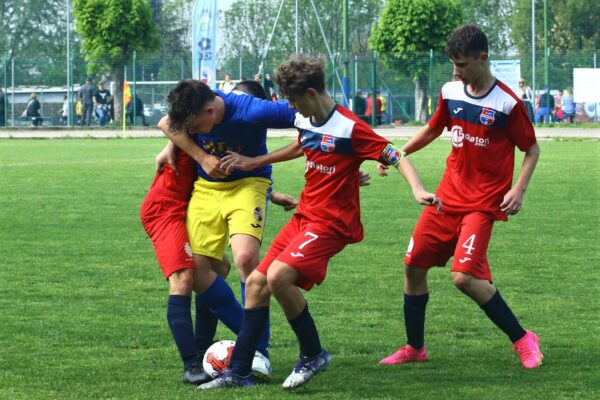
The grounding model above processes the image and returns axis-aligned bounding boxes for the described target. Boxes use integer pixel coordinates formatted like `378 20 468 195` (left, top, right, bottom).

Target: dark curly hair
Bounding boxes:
446 25 488 59
167 79 216 133
276 53 326 97
233 80 269 100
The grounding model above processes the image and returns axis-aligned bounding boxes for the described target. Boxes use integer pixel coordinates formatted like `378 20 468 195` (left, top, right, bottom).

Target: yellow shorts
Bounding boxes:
186 176 271 259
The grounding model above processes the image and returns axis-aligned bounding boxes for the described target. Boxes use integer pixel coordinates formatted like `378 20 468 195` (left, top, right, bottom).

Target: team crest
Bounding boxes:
480 108 496 125
382 144 401 164
253 207 263 221
320 135 336 152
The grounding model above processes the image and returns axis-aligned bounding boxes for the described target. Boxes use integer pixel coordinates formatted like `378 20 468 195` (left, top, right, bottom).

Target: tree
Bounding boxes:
369 0 461 122
461 0 514 54
73 0 160 121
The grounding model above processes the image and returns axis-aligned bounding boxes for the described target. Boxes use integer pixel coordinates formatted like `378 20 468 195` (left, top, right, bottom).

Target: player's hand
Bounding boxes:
155 144 178 175
200 154 230 179
414 190 443 213
220 151 258 172
376 163 389 177
270 191 298 211
500 187 524 216
359 170 371 186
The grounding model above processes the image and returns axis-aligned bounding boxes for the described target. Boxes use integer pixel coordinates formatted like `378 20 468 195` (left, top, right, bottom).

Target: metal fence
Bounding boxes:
1 50 598 128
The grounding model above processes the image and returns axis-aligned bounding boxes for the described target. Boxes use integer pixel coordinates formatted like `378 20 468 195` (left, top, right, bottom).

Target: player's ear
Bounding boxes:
480 52 488 62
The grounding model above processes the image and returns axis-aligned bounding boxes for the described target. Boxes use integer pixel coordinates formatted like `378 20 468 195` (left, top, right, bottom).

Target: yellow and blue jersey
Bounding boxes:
195 90 296 182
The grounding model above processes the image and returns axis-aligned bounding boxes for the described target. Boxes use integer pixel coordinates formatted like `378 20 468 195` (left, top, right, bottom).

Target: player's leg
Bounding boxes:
269 223 346 389
450 212 542 368
380 207 455 365
227 177 272 357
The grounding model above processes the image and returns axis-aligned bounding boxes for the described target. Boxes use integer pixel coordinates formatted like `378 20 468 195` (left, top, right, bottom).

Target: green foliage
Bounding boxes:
0 138 599 399
460 0 514 53
73 0 161 66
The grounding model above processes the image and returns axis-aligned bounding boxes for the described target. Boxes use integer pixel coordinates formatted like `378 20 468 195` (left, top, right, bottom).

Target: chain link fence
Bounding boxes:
1 50 598 128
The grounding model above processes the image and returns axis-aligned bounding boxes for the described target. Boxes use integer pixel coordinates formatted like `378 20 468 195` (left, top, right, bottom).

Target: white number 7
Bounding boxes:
298 232 319 249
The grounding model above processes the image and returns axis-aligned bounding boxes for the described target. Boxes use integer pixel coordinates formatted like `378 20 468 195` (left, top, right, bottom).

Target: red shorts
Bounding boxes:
404 207 495 281
140 192 195 279
256 214 348 290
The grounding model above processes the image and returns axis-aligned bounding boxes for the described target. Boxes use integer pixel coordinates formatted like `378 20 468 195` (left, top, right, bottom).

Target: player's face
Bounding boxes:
451 53 486 85
188 104 217 134
285 90 314 118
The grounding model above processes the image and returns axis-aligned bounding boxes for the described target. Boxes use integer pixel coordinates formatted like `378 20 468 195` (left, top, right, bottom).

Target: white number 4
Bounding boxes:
462 234 476 255
298 232 319 249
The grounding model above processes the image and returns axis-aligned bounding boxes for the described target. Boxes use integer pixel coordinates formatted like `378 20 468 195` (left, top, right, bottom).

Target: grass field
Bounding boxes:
0 137 599 400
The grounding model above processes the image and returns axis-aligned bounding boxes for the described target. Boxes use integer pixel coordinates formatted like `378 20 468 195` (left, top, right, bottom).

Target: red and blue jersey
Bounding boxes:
194 90 296 182
429 80 537 220
294 104 392 243
146 150 197 201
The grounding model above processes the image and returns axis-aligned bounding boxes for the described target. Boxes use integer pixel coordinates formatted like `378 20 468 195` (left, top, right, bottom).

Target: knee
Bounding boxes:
168 269 194 295
233 249 259 276
246 271 269 298
452 272 473 293
266 266 294 296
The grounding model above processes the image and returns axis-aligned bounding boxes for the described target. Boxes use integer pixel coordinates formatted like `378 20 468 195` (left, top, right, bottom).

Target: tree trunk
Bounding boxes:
414 76 429 123
112 66 125 122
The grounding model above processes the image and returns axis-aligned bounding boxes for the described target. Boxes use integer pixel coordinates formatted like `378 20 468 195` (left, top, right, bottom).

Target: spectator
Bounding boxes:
219 73 236 93
516 78 534 122
78 77 96 127
365 92 382 125
562 87 576 123
126 94 149 126
0 87 5 127
254 73 261 82
94 81 112 127
535 87 554 124
22 92 43 127
58 95 68 125
264 73 275 98
552 89 563 122
354 90 367 122
378 91 387 125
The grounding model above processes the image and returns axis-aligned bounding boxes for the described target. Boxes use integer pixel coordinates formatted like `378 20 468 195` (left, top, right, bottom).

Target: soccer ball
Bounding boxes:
202 340 272 379
202 340 235 378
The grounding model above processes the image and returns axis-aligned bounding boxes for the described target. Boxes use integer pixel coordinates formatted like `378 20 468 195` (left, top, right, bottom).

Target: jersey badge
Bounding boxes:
320 135 336 152
253 207 263 221
480 108 496 125
382 144 401 165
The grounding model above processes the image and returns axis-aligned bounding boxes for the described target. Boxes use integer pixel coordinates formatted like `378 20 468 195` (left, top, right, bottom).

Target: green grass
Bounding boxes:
0 138 599 400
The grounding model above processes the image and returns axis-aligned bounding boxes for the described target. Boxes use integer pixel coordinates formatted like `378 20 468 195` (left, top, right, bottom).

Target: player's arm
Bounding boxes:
220 141 303 172
157 115 229 179
378 142 441 210
270 191 298 211
500 142 540 215
377 124 444 176
247 98 296 128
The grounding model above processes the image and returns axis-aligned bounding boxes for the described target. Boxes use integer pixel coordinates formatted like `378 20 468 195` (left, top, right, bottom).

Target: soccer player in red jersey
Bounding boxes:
378 25 543 369
141 82 299 385
198 53 438 390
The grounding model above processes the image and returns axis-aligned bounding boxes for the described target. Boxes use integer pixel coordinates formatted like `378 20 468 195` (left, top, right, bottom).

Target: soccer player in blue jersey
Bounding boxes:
198 53 439 391
157 78 298 380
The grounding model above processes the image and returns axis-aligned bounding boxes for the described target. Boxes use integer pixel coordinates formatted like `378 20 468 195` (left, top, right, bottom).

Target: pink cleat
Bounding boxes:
379 344 427 365
512 330 543 368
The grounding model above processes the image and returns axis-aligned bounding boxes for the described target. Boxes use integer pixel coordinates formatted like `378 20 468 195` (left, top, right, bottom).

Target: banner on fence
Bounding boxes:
192 0 217 88
490 60 521 93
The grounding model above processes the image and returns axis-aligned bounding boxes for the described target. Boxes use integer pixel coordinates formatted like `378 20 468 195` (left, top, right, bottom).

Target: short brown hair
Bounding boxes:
276 54 326 97
446 25 488 59
167 79 216 133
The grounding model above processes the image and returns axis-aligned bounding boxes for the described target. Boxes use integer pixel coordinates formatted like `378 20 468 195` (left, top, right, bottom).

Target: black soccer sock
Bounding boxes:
230 307 269 377
288 303 322 359
194 294 218 359
404 293 429 349
166 295 197 370
480 290 526 343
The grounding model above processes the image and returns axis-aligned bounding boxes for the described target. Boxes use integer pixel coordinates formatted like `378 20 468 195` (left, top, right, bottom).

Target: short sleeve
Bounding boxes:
428 93 450 130
350 120 391 161
507 100 537 151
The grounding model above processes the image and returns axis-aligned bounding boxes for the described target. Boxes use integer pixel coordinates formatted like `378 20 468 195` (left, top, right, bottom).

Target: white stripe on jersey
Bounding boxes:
294 109 356 139
441 80 517 115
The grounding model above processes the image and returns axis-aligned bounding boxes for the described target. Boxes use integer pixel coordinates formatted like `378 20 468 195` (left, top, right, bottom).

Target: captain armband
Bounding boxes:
381 144 407 168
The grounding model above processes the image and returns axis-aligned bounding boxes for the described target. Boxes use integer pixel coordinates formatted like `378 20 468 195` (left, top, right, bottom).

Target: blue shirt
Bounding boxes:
195 90 296 182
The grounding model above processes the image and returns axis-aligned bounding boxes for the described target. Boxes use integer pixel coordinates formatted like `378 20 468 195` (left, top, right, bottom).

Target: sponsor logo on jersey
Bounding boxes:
290 252 304 258
458 257 472 264
306 160 336 175
320 135 336 152
382 144 401 165
480 107 496 125
451 125 490 148
452 107 463 114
